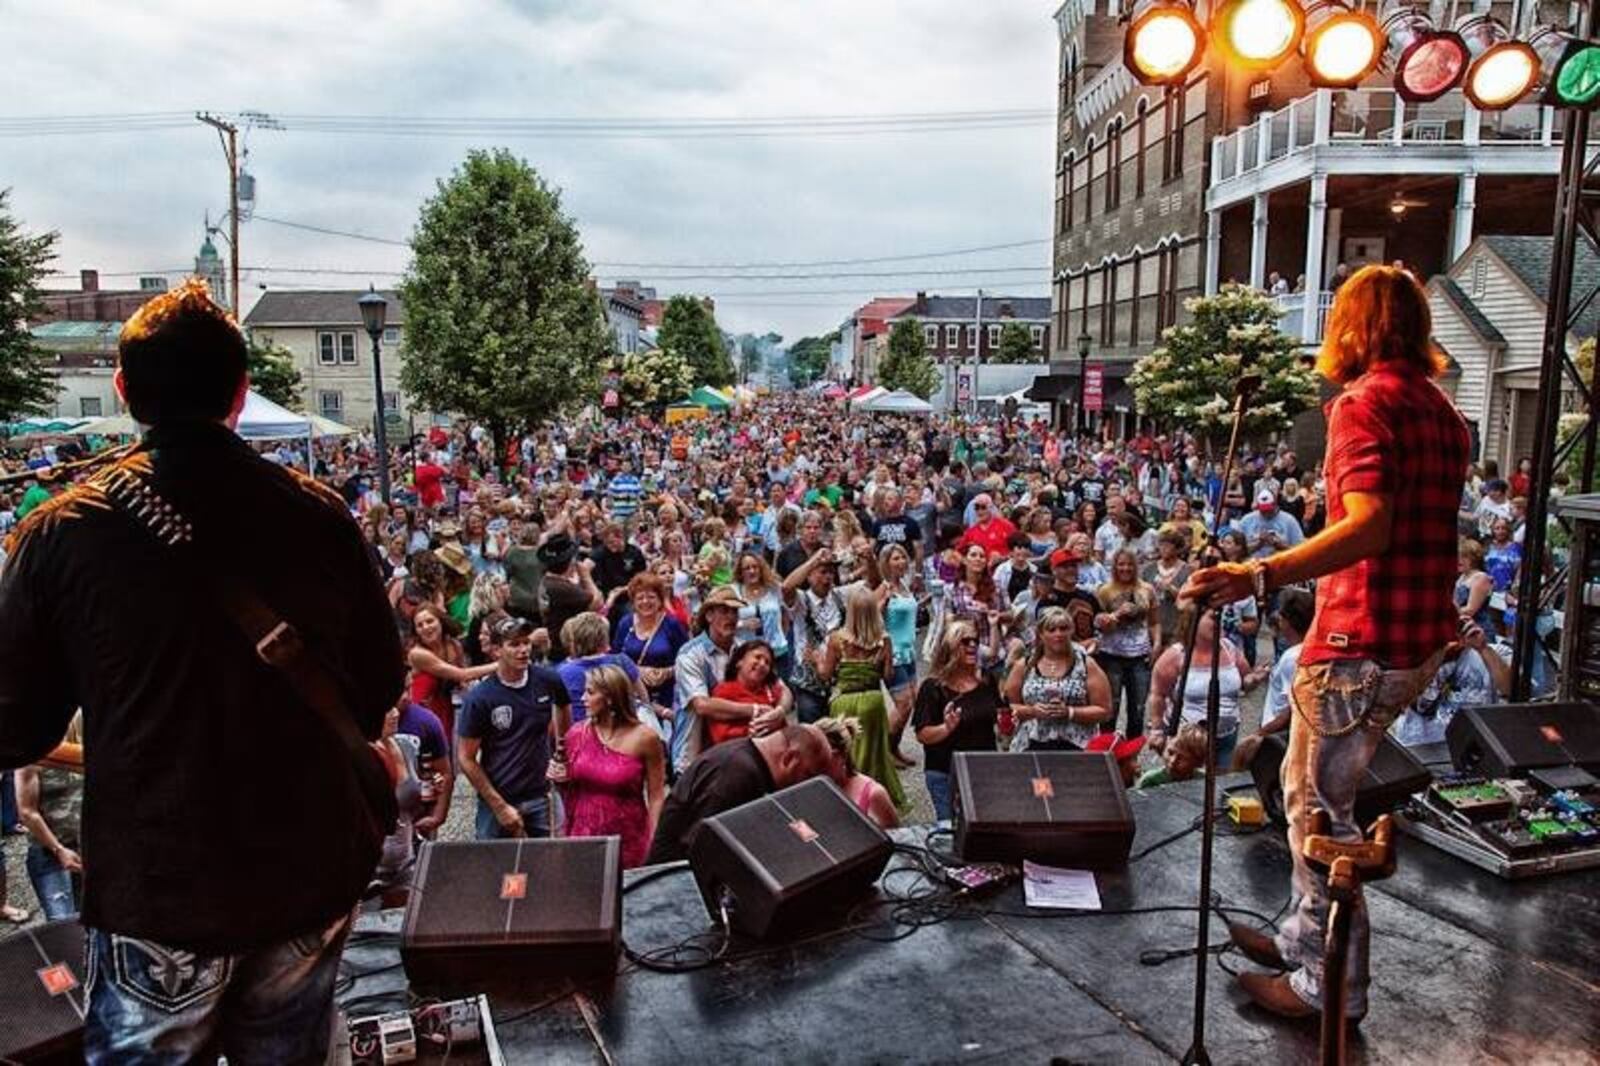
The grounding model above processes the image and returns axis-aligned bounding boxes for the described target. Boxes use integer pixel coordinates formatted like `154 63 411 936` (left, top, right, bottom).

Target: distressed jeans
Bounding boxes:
1274 655 1437 1017
84 911 351 1065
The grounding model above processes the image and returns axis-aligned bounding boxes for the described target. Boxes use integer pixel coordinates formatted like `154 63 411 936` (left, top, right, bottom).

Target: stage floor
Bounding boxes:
337 776 1600 1065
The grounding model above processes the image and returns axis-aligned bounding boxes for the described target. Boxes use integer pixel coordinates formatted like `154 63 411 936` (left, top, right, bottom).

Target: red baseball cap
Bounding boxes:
1048 547 1081 569
1086 732 1147 761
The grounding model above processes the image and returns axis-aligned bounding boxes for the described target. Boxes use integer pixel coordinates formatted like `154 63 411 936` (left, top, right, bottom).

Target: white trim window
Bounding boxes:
925 324 938 348
80 396 103 417
944 323 959 348
987 324 1001 348
318 390 344 418
317 332 338 366
965 324 977 348
338 332 357 365
383 326 400 345
1031 325 1045 349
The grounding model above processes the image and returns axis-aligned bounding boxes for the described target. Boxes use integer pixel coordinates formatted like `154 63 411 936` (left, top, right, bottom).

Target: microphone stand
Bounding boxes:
1172 369 1262 1066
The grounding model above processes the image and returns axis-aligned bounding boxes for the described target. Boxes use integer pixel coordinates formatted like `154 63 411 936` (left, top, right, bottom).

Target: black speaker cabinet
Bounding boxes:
0 920 86 1064
1446 701 1600 776
952 751 1136 869
1250 731 1432 826
402 837 621 991
688 776 892 939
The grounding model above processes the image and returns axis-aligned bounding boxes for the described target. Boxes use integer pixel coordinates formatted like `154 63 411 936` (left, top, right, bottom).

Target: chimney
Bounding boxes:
80 269 99 293
915 290 927 313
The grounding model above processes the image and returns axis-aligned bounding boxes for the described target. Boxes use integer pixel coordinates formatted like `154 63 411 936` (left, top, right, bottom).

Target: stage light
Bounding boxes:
1528 26 1600 109
1213 0 1306 70
1301 0 1383 88
1457 13 1540 110
1124 0 1207 85
1380 1 1469 103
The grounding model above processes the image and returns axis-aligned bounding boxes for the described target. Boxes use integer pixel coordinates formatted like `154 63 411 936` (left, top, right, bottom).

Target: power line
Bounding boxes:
250 214 1050 269
232 265 1048 282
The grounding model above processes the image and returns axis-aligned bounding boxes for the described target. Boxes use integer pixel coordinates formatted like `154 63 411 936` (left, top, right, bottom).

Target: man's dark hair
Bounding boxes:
117 278 247 424
1274 587 1316 637
1006 530 1032 551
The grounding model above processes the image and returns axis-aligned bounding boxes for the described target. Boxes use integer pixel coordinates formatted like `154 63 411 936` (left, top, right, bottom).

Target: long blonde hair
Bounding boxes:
815 716 860 775
839 583 886 651
929 620 978 685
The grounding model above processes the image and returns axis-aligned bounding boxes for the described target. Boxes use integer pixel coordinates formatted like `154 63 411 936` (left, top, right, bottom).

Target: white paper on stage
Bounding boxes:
1022 861 1101 910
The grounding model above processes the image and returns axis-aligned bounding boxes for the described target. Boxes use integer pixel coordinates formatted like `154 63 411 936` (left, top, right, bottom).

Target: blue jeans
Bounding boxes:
26 841 80 920
926 769 952 823
793 688 830 725
85 913 350 1065
1094 652 1152 738
474 794 551 840
0 770 17 830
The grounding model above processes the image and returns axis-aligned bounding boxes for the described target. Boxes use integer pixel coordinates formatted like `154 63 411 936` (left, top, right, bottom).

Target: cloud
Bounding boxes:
1 0 1056 342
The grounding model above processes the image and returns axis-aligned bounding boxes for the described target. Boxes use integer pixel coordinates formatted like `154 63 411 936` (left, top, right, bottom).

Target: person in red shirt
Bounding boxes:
1184 265 1469 1026
957 494 1017 559
413 450 446 512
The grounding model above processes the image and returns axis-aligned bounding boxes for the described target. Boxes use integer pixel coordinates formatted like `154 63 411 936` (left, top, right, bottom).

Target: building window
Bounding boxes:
1105 120 1122 213
965 324 977 350
925 324 938 348
339 333 357 364
318 390 343 417
1167 88 1186 186
1471 257 1488 297
1031 325 1045 349
1135 100 1149 199
382 391 400 414
945 323 959 348
79 396 102 417
383 326 400 345
1084 137 1096 222
1080 272 1091 336
1065 152 1076 230
1161 95 1174 183
988 324 1001 349
1101 259 1118 346
318 332 337 366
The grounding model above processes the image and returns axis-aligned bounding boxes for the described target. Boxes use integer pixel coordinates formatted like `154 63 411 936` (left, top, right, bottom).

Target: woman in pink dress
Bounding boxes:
815 717 899 830
551 665 666 867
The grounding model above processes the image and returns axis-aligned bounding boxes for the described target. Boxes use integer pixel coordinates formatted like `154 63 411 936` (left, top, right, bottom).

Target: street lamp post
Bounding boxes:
358 286 392 503
1076 331 1091 438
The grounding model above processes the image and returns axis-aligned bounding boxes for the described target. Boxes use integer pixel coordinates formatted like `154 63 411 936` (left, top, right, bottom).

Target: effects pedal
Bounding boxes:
349 1013 417 1065
1227 795 1266 827
1430 779 1514 823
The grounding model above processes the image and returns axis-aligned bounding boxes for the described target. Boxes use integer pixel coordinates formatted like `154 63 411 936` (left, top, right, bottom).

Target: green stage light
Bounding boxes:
1528 26 1600 109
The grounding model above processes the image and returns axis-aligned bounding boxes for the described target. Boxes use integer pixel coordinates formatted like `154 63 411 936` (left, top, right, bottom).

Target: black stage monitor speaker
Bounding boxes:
0 920 86 1064
951 751 1136 868
688 776 892 939
1446 701 1600 776
1250 732 1432 826
402 837 621 991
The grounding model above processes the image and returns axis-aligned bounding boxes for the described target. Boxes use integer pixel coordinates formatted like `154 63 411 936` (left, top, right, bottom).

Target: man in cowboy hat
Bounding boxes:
537 532 602 662
670 587 777 775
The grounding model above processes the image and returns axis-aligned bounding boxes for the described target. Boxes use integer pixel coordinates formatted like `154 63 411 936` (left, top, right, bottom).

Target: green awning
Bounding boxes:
689 386 731 410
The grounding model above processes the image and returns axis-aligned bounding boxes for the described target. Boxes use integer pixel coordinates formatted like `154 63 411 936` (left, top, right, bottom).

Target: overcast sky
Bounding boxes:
2 0 1058 342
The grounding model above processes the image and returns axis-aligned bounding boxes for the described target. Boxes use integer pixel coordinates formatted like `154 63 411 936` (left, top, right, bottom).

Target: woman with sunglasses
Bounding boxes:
1003 606 1111 752
914 621 1004 822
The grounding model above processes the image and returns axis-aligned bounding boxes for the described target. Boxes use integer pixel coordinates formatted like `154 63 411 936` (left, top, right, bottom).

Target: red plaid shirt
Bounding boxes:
1301 363 1470 669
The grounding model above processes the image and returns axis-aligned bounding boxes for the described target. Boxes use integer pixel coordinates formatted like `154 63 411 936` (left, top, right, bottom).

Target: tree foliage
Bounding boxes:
245 335 303 409
0 190 60 421
993 321 1040 364
1129 284 1320 442
878 317 939 399
788 331 836 387
658 295 732 386
616 346 693 410
399 149 608 458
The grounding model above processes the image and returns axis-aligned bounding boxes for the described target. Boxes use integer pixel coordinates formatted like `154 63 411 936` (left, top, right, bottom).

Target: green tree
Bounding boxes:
616 346 693 410
1129 283 1320 443
0 190 60 421
658 295 732 386
788 331 837 387
877 317 939 399
993 321 1040 364
399 149 608 463
245 335 303 409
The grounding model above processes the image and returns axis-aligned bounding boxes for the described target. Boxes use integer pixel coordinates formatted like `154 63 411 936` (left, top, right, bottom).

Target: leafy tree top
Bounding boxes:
398 149 608 446
1129 283 1320 442
994 320 1040 364
878 316 939 399
616 346 693 410
245 335 303 410
0 189 60 421
658 295 732 387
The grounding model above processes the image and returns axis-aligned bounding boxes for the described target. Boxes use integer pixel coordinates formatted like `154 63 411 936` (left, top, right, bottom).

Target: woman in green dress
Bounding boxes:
819 585 907 813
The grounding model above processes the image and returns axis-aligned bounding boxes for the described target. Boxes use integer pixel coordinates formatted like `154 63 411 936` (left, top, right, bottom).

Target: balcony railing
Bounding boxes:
1271 291 1335 343
1212 88 1558 186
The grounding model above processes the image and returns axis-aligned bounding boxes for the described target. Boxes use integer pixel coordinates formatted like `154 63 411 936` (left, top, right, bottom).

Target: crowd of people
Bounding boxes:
0 365 1560 922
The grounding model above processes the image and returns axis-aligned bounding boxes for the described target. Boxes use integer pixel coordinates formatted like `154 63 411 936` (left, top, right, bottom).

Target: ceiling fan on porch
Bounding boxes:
1388 190 1429 218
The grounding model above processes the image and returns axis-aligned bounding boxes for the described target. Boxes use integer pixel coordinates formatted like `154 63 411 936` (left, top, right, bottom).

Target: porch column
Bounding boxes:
1205 208 1222 295
1302 173 1328 344
1324 207 1343 281
1250 193 1269 289
1450 171 1477 267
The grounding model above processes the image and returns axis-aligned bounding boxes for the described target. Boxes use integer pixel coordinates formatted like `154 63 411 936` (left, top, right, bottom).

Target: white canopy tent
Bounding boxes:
848 385 888 409
860 389 933 414
235 391 312 440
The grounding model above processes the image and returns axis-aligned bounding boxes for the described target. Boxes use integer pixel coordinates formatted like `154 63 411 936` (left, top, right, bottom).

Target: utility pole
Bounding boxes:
972 289 984 418
196 112 240 314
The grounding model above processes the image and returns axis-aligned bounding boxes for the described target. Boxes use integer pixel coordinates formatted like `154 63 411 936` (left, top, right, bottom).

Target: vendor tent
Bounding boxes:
235 390 312 440
821 384 847 399
848 385 888 409
860 389 932 414
689 386 732 410
309 413 358 437
78 414 141 437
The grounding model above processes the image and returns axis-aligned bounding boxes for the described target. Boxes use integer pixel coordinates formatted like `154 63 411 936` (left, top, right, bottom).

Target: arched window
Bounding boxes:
1104 120 1121 213
1130 248 1143 346
1135 99 1150 199
1065 151 1077 230
1084 136 1096 222
1100 256 1118 346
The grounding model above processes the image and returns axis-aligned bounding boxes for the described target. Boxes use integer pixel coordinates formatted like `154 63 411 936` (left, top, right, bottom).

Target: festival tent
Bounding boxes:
78 414 141 437
848 385 888 409
860 389 933 414
821 384 847 399
308 413 358 438
689 386 732 411
235 390 313 440
847 384 878 400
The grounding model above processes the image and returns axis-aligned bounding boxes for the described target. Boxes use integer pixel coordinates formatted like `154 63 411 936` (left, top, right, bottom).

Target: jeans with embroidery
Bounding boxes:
1274 657 1433 1016
85 912 350 1065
